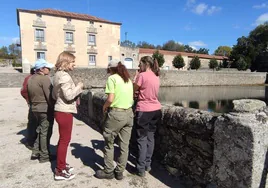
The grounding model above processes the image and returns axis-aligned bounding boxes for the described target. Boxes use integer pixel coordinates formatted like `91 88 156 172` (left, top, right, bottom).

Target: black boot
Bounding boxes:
95 169 114 179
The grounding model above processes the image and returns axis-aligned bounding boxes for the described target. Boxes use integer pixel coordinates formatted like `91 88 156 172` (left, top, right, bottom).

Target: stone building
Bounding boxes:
138 48 227 70
120 46 139 69
17 8 121 68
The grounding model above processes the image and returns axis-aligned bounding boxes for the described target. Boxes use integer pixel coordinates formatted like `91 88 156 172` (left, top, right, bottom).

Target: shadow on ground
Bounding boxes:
73 116 186 188
70 141 104 172
17 128 57 173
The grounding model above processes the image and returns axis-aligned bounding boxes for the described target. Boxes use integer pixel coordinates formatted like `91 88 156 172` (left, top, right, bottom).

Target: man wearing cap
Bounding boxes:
27 59 55 163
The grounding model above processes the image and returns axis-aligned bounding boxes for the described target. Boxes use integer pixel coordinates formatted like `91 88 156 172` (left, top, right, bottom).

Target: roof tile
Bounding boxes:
17 8 121 25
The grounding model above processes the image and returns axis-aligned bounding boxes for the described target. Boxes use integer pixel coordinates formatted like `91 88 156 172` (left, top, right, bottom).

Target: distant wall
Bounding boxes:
0 68 266 88
69 68 267 88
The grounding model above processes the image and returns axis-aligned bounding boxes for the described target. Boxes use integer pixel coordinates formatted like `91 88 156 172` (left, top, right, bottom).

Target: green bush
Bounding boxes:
189 101 199 109
236 57 249 71
190 56 201 70
152 50 165 67
172 55 185 69
209 58 219 70
12 59 21 67
222 59 229 68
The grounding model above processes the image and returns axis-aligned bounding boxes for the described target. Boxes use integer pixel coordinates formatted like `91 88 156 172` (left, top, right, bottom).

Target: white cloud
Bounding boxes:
186 0 196 7
254 13 268 25
177 41 184 45
188 41 207 49
189 41 207 47
185 1 221 15
190 45 197 50
193 3 208 15
253 3 268 9
207 6 222 15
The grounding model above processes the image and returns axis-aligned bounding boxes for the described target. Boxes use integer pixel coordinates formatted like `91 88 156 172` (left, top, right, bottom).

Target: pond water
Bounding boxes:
158 86 268 113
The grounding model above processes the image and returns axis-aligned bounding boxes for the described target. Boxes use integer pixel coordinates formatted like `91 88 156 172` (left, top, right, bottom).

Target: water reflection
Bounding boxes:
159 86 267 113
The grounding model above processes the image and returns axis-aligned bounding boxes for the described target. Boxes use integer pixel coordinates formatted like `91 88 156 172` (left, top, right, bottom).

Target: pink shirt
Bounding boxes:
135 70 161 112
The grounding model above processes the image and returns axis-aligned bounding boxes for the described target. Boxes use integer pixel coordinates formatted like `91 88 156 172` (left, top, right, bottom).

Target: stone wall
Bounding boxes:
0 59 13 67
68 68 266 88
77 90 268 187
156 105 217 186
0 73 29 88
0 68 266 88
213 100 268 188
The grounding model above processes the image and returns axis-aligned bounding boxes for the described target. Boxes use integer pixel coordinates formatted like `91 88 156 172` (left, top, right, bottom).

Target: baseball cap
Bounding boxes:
34 59 54 70
108 59 120 68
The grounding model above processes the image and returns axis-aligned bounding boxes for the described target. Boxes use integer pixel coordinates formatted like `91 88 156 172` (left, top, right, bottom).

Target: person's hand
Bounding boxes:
77 82 84 89
103 105 108 113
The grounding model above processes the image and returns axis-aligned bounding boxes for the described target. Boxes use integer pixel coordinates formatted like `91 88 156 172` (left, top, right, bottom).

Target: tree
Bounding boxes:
230 22 268 71
137 41 155 49
120 40 136 48
196 48 209 55
172 55 185 69
184 45 196 53
222 59 230 68
236 57 249 71
162 40 184 52
209 58 219 71
0 46 8 57
152 50 165 67
190 56 201 70
214 46 232 57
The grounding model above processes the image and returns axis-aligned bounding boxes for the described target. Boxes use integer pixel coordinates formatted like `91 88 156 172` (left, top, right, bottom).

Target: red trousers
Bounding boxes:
55 112 73 171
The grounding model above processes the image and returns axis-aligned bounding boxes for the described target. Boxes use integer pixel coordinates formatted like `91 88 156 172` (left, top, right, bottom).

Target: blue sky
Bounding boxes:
0 0 268 54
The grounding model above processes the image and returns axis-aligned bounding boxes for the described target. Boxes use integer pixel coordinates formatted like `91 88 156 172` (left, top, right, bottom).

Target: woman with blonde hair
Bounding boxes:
52 51 83 181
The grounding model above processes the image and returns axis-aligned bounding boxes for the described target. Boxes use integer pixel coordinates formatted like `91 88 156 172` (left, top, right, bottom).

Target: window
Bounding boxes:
35 29 44 42
36 14 42 18
108 56 112 61
37 52 45 60
88 34 96 46
67 18 71 21
65 32 74 44
90 21 94 24
89 55 96 66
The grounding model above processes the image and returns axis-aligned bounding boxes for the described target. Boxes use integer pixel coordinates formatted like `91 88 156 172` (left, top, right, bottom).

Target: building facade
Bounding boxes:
120 46 139 69
138 48 227 70
17 9 121 68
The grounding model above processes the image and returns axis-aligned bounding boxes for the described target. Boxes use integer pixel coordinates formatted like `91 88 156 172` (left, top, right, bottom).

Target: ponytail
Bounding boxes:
152 58 160 76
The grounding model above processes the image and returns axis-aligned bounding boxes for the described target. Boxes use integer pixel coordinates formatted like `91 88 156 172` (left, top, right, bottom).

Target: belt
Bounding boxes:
109 107 131 112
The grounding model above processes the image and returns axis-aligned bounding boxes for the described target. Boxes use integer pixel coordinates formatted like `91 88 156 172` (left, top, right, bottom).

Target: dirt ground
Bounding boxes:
0 88 185 188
